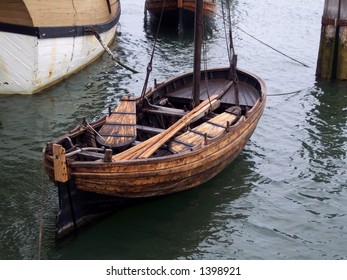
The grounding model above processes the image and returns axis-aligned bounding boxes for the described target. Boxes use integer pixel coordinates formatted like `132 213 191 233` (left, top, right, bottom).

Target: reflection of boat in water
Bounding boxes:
0 0 121 95
43 0 266 239
59 156 254 258
144 0 216 27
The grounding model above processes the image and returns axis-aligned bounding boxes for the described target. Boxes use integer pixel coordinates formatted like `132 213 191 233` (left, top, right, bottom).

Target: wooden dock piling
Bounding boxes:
316 0 347 80
337 0 347 79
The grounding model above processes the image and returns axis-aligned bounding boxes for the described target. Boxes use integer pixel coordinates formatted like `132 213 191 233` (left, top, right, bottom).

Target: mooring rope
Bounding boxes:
38 165 45 260
221 1 231 63
213 8 310 68
81 118 113 151
236 27 310 68
87 28 139 73
139 0 167 107
267 87 312 97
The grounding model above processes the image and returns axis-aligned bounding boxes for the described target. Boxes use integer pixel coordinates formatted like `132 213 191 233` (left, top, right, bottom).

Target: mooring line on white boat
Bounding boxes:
86 28 139 73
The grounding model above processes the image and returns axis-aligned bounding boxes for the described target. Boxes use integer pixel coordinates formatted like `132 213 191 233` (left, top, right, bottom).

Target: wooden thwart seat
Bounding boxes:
96 95 137 149
169 110 239 153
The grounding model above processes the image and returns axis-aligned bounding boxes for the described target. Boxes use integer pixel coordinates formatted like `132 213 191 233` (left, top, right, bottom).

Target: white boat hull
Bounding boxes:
0 27 117 94
0 0 121 94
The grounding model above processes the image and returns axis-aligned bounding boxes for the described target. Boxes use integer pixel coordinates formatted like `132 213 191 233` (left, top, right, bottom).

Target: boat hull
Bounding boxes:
145 0 216 25
0 28 117 94
146 0 216 15
54 180 150 239
0 0 121 94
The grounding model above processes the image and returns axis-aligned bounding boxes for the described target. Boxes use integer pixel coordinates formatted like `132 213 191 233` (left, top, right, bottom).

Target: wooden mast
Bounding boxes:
192 0 203 108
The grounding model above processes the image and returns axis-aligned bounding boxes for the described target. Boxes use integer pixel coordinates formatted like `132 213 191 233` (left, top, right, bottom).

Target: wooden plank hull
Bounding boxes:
145 0 216 22
0 0 121 94
43 66 266 238
146 0 216 15
72 131 252 197
70 113 261 198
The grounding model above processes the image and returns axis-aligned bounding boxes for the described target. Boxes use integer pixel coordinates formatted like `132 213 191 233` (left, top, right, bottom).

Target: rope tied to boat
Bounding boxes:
81 118 112 149
85 27 139 73
139 0 167 108
38 164 45 259
267 86 313 97
211 10 310 68
236 26 310 68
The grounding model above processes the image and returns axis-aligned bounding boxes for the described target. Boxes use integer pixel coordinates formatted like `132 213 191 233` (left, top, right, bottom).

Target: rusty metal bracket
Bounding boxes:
321 16 347 27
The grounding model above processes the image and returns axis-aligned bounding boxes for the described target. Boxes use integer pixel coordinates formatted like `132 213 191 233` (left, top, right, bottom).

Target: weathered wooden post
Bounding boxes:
316 0 340 79
317 0 347 80
336 0 347 79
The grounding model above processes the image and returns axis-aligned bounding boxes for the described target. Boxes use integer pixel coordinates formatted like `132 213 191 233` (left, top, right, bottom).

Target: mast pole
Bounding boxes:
192 0 203 108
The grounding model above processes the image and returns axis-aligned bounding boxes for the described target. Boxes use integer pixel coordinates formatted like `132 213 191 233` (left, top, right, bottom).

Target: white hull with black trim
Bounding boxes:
0 0 121 95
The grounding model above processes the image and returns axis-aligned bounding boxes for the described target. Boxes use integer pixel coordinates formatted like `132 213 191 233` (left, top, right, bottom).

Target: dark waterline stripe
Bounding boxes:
0 11 120 39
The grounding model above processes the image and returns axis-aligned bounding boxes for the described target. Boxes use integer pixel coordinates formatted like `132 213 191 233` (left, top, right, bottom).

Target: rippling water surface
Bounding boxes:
0 0 346 260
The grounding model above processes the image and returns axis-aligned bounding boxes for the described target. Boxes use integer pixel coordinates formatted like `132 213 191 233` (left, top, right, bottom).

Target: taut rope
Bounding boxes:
139 0 167 108
38 165 45 259
87 28 139 73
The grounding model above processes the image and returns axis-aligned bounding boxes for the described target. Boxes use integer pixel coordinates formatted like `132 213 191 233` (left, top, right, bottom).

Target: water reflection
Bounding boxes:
302 81 347 187
46 153 255 260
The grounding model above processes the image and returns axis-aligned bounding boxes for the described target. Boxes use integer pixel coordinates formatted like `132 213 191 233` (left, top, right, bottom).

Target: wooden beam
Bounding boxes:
53 144 68 183
337 0 347 79
316 0 341 79
142 105 186 117
136 125 166 134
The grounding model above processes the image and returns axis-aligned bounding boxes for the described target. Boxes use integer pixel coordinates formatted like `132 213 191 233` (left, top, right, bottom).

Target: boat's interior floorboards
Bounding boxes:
165 78 259 107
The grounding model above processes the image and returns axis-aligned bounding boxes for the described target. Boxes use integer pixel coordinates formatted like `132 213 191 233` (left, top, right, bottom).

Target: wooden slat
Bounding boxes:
166 79 231 103
169 112 237 153
137 125 165 134
11 0 121 27
142 105 186 117
96 95 137 149
0 1 33 26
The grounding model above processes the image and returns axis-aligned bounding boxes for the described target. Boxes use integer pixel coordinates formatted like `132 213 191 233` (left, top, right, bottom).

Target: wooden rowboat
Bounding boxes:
0 0 121 94
43 0 266 239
